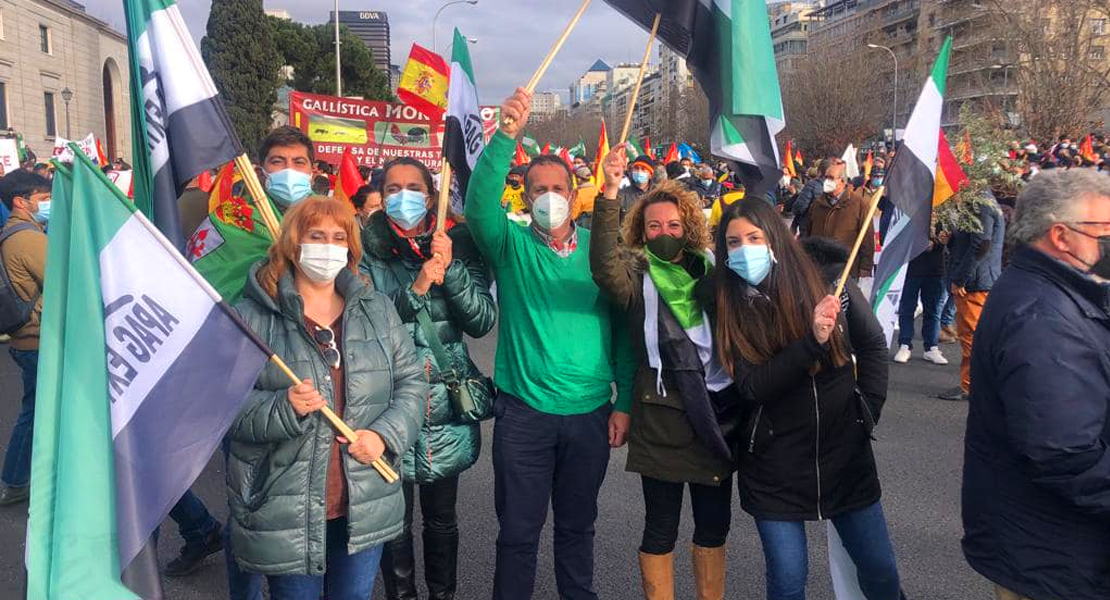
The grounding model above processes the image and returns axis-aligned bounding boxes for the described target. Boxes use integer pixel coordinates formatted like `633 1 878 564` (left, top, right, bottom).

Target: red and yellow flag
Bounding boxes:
863 150 874 181
934 130 969 207
397 43 450 121
1081 134 1099 163
795 149 804 167
541 142 552 156
333 147 362 205
783 140 797 178
514 141 530 166
644 136 656 160
593 120 610 190
664 143 679 164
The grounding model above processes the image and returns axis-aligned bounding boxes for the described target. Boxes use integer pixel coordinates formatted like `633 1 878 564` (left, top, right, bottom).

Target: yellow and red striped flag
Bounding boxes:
783 140 797 178
934 129 969 207
592 120 609 190
397 43 450 121
864 150 874 181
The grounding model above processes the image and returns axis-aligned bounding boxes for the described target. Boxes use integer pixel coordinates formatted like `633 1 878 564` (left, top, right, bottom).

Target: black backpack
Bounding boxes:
0 223 41 335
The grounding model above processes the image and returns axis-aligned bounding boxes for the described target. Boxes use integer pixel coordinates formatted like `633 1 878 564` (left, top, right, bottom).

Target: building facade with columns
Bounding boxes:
0 0 131 164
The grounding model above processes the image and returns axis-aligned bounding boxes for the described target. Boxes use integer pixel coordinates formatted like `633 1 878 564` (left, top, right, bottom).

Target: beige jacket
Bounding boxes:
1 212 46 350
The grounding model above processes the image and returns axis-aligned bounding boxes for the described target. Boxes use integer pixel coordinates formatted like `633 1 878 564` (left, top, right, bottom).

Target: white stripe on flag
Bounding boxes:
100 215 216 437
900 78 943 177
139 6 220 116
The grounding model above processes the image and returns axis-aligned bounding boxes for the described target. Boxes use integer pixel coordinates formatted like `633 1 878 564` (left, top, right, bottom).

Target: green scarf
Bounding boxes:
644 247 709 330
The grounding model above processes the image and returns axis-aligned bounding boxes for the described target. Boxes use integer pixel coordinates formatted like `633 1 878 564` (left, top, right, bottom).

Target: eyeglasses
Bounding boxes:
313 325 341 370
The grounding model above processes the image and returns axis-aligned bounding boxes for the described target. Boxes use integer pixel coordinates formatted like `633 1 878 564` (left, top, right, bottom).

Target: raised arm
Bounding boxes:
589 147 638 310
465 88 532 262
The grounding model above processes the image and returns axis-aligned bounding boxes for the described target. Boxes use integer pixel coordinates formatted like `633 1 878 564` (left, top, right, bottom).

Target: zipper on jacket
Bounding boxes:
748 406 764 453
813 377 823 521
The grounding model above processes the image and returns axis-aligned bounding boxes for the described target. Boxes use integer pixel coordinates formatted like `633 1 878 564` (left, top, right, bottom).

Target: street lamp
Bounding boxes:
868 43 898 144
432 0 478 53
60 87 73 139
333 0 342 97
440 37 478 56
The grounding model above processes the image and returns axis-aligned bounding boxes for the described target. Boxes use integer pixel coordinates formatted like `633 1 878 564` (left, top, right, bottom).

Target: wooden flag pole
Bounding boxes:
436 160 452 233
503 0 594 125
234 154 282 239
833 186 885 299
270 355 399 483
618 13 662 146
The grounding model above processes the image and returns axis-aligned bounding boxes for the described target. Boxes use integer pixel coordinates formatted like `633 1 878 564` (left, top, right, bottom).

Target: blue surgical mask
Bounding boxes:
266 169 312 207
872 177 884 187
727 244 774 286
385 189 429 230
32 200 51 224
631 170 650 186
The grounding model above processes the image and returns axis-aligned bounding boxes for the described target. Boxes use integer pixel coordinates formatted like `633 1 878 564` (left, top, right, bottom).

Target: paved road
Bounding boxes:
0 332 990 599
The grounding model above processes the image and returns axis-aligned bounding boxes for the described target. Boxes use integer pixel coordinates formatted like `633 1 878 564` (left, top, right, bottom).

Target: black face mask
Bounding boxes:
1066 225 1110 279
645 234 685 262
506 179 522 190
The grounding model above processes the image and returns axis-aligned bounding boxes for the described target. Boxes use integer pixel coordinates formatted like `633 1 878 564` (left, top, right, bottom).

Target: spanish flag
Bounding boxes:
333 147 362 205
593 120 609 190
397 43 450 121
783 140 797 178
514 140 530 166
1080 134 1099 163
863 150 874 181
664 143 679 164
934 129 969 207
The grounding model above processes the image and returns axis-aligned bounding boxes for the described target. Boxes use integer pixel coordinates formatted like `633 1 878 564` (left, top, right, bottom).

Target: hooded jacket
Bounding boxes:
228 265 426 575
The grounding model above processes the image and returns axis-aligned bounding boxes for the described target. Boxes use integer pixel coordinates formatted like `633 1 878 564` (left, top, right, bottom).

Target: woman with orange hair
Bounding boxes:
226 197 426 600
590 149 738 600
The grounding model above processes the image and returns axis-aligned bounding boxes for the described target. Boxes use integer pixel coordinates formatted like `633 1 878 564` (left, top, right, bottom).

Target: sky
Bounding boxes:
79 0 660 104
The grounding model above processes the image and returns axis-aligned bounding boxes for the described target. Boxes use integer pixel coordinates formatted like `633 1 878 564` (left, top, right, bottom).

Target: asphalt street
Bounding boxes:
0 330 992 599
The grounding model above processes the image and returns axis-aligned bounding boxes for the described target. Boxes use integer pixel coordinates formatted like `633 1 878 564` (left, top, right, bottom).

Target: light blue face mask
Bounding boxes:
385 189 429 230
265 169 313 207
630 170 650 186
32 200 51 224
872 177 884 187
727 244 774 286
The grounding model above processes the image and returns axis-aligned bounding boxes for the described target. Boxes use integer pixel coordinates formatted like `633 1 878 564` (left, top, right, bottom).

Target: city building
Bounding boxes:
389 64 401 93
0 0 132 162
333 11 391 80
532 90 563 120
769 1 823 74
570 59 610 105
606 63 642 96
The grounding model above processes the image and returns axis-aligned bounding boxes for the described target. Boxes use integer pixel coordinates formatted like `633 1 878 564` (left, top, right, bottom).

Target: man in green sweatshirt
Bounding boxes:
466 88 634 600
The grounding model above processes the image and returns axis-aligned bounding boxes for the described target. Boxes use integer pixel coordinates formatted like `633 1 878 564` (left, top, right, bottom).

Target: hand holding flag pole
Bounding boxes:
502 0 594 126
618 13 661 146
436 161 452 233
833 186 885 299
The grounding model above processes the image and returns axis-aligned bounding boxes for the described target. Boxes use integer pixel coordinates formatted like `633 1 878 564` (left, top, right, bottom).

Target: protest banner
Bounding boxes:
52 133 102 165
289 91 500 169
0 139 19 174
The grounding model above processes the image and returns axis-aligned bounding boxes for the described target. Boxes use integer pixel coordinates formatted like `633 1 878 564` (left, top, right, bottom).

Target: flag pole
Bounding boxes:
503 0 594 125
233 154 282 239
618 13 661 146
269 355 399 483
834 186 885 298
436 160 452 233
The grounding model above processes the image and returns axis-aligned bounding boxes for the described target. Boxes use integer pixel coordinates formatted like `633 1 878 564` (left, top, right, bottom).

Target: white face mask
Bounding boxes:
822 178 838 194
531 192 570 230
780 175 791 187
298 243 349 283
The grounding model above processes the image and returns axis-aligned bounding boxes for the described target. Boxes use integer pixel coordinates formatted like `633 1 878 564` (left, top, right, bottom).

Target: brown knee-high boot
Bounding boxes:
691 544 726 600
638 551 675 600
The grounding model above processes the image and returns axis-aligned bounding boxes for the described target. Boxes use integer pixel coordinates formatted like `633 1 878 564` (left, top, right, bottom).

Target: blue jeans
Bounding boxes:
266 518 383 600
3 348 37 487
897 276 945 349
755 502 901 600
940 278 956 327
168 489 219 547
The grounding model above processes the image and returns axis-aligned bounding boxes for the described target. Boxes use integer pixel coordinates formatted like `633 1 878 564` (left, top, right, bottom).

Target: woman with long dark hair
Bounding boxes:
715 200 901 600
361 157 496 600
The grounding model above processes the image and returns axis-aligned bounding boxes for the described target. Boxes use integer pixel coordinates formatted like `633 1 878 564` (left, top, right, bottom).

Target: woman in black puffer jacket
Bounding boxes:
714 200 901 600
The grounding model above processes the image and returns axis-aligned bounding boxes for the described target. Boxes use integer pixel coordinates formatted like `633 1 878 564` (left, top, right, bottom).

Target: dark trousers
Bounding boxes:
639 475 733 555
168 489 219 547
3 348 37 487
380 475 460 599
492 393 611 600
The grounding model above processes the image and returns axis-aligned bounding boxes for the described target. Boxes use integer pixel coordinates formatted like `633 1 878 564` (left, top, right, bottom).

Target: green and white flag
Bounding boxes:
444 28 484 210
521 136 541 158
604 0 785 196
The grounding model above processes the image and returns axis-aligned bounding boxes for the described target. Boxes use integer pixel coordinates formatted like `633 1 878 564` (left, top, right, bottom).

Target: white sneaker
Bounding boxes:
893 345 911 364
923 347 949 365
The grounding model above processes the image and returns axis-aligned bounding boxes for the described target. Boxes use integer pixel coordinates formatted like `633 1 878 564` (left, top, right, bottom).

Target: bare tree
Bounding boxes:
990 0 1110 141
780 49 885 157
